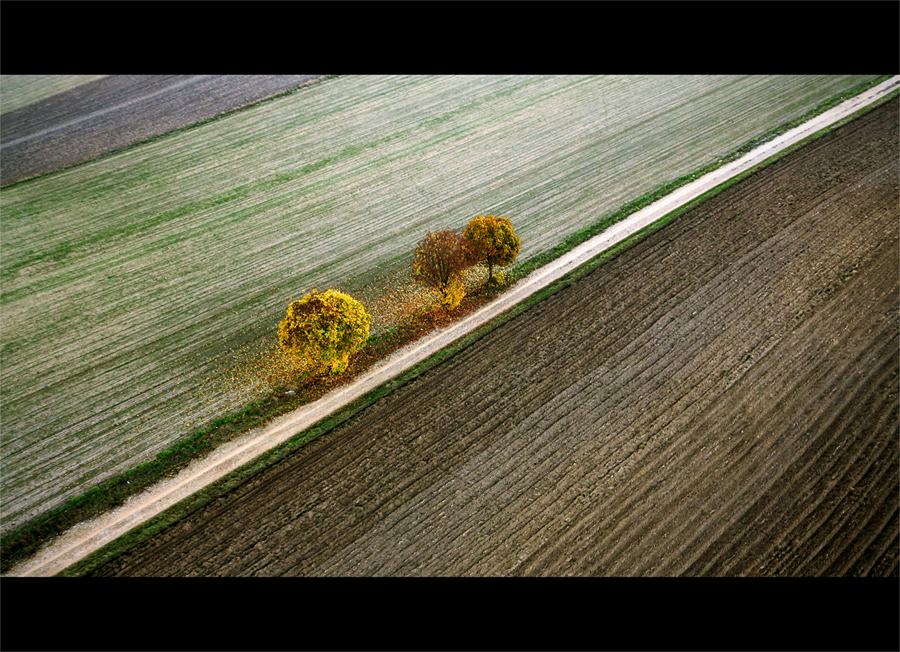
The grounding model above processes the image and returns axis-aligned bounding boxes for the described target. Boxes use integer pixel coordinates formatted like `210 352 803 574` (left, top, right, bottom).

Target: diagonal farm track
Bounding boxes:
9 79 897 577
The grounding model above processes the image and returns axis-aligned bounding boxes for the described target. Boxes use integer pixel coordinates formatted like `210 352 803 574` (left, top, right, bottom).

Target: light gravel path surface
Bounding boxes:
7 75 898 578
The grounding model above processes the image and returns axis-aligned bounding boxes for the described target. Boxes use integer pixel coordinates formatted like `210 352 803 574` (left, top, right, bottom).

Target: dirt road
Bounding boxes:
6 77 898 577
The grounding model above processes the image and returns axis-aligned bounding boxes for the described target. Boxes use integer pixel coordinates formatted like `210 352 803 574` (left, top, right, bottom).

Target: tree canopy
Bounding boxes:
277 289 370 375
463 215 520 285
412 230 473 311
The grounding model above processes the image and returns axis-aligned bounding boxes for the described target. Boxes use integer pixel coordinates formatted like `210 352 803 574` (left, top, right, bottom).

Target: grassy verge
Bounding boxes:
2 76 894 575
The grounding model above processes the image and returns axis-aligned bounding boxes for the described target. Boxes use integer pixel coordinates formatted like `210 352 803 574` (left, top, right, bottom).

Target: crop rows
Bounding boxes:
84 97 899 576
0 75 879 534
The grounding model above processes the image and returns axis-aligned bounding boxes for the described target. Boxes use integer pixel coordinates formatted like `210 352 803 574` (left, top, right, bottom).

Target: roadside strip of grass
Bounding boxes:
2 76 893 576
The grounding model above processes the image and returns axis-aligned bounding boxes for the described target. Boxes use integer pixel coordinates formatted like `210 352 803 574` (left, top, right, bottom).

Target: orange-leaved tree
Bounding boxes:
412 230 474 311
462 215 520 287
277 289 370 376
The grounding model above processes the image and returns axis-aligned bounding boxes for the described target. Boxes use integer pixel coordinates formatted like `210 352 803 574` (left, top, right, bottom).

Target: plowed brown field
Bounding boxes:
88 97 899 577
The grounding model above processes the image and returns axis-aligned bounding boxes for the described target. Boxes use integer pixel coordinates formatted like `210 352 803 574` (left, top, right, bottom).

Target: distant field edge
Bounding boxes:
0 75 333 190
0 75 894 577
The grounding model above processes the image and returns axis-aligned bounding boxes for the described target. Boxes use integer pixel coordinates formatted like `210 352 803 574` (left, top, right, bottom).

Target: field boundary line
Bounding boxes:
7 75 899 578
0 75 329 188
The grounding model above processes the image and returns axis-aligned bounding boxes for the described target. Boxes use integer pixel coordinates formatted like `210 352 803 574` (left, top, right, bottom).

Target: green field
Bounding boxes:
0 75 880 534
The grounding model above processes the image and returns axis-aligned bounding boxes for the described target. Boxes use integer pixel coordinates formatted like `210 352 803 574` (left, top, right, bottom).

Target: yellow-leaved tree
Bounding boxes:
463 215 521 287
277 289 370 376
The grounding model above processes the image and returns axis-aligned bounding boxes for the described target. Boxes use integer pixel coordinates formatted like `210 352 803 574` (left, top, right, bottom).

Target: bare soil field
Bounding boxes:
85 97 899 577
0 75 322 185
1 75 880 536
